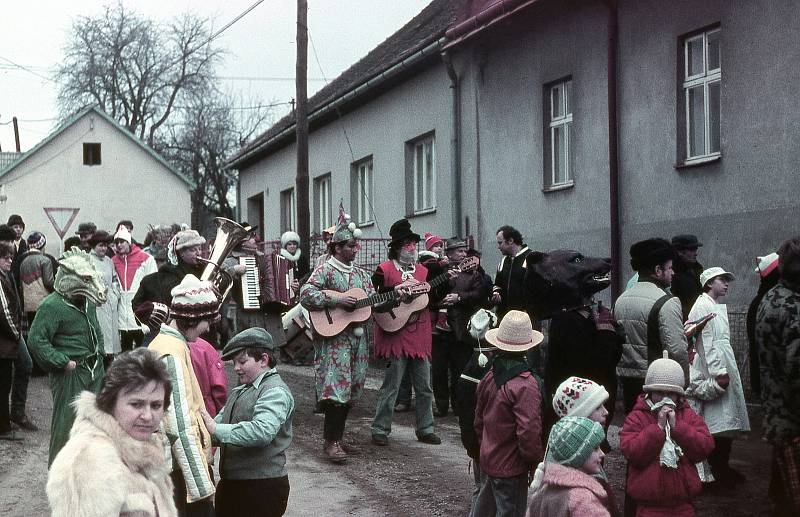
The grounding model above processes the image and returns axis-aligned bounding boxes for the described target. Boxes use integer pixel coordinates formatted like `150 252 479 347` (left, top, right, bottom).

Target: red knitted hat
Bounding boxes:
424 232 443 251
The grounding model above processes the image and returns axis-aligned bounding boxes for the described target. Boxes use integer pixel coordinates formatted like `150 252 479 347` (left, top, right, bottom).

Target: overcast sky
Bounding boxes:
0 0 430 152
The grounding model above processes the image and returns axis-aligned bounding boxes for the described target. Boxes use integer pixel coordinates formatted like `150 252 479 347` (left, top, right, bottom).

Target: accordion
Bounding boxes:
239 254 296 309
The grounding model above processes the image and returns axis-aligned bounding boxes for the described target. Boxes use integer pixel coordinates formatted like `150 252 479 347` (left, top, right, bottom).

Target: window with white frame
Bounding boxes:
683 28 721 161
545 79 573 188
351 158 374 224
280 188 296 232
313 174 332 233
409 135 435 213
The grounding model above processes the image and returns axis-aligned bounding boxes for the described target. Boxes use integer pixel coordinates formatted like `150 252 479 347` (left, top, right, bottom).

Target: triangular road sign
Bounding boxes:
43 207 80 239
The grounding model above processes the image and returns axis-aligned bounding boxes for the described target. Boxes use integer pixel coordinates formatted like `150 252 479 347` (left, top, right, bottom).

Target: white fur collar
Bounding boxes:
279 248 301 262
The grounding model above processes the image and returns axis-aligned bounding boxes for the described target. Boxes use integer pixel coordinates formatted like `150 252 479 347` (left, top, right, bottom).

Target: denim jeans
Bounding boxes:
470 470 528 517
11 337 31 419
371 356 434 437
395 368 413 406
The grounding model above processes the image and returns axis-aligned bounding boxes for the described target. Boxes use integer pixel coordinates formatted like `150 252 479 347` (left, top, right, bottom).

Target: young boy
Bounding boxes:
527 416 612 516
202 327 295 517
620 352 714 516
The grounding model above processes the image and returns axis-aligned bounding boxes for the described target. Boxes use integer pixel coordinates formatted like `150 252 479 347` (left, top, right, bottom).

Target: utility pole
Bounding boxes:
295 0 311 275
12 117 21 152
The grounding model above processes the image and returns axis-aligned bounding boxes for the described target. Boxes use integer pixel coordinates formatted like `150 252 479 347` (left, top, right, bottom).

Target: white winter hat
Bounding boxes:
552 377 610 419
643 351 685 395
113 227 132 244
281 231 301 248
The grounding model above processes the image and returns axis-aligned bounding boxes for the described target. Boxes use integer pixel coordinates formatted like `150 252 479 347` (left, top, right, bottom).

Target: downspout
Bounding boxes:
441 50 462 238
607 0 621 301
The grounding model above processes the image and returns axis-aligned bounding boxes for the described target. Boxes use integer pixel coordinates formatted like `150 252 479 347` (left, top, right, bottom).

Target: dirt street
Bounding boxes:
0 362 775 516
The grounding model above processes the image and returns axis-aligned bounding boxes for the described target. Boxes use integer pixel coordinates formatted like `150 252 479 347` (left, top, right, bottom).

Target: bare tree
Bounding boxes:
56 2 221 146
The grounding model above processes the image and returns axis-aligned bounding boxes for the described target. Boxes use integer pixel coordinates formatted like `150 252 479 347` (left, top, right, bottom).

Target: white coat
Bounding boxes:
686 293 750 435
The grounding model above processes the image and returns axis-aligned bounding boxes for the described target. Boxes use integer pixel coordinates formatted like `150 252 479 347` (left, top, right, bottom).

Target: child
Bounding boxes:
552 376 610 426
201 327 295 517
620 352 714 516
527 416 612 516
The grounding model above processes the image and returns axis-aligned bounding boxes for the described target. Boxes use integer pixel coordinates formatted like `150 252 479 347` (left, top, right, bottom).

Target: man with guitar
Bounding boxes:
370 219 449 447
298 211 376 464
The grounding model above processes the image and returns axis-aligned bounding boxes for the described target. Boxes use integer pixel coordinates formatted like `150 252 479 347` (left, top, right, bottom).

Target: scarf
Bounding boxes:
280 248 301 262
491 353 530 388
391 259 416 281
646 396 683 468
328 256 353 274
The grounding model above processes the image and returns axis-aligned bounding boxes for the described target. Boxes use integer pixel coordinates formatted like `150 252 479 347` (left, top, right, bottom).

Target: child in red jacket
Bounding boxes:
620 352 714 516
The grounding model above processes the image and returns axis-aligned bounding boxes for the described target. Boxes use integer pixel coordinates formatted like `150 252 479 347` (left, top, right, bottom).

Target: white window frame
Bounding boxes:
314 174 332 233
412 136 436 213
548 79 573 187
280 188 296 232
354 159 374 224
683 28 721 162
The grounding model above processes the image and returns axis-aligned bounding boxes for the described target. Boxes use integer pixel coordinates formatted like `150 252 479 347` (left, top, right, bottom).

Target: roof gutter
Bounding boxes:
442 0 539 51
227 36 447 170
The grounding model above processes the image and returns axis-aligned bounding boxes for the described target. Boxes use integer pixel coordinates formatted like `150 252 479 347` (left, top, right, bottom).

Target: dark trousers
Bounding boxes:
216 476 290 517
120 329 144 352
322 402 349 441
0 359 13 429
620 377 645 414
171 470 215 517
11 338 31 419
431 333 472 415
708 435 733 475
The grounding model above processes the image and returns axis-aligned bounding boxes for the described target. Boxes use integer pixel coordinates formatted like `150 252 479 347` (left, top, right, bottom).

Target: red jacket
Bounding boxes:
620 394 714 515
188 338 228 417
372 261 432 359
474 369 543 478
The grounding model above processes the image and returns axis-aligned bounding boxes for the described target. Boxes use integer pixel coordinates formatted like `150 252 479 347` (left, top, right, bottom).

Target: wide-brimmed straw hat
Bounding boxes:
699 266 735 287
484 310 543 352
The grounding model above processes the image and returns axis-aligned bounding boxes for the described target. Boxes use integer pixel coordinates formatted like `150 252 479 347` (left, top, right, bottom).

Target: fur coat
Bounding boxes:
47 392 177 517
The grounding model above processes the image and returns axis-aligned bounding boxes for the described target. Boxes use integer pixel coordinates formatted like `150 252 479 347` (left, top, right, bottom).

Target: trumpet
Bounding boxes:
198 218 251 301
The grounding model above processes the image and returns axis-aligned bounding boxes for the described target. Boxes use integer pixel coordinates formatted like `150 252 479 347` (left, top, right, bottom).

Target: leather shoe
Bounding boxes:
11 416 38 432
340 441 361 455
323 440 347 464
371 433 389 446
433 407 448 417
416 432 441 445
394 402 412 413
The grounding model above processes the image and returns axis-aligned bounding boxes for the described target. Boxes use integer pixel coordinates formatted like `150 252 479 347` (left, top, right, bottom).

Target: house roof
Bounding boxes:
225 0 465 170
444 0 539 49
0 152 21 171
0 106 194 188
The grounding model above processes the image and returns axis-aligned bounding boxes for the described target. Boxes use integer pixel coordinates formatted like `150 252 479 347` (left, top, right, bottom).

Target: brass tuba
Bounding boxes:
198 217 251 300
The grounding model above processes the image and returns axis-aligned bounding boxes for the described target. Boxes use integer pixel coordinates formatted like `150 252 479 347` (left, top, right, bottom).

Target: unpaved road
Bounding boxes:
0 362 774 516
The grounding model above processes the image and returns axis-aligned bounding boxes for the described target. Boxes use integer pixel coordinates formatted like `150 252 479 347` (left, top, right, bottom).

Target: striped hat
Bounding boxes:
169 274 221 321
552 377 610 419
26 231 46 250
548 416 605 468
755 252 779 278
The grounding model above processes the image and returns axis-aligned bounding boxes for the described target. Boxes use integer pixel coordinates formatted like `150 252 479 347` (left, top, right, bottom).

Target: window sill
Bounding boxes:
675 154 721 170
407 207 437 218
542 181 575 193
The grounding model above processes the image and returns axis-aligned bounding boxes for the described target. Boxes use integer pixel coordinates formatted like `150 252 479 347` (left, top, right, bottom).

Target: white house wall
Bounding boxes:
0 111 191 250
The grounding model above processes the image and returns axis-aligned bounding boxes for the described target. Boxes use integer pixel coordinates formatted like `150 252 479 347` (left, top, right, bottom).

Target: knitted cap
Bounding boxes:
113 226 132 244
26 231 46 250
7 214 24 229
221 327 276 360
552 377 610 419
169 275 220 321
548 416 605 468
281 231 300 248
424 232 443 251
173 230 206 251
643 351 685 395
755 252 779 277
468 308 498 341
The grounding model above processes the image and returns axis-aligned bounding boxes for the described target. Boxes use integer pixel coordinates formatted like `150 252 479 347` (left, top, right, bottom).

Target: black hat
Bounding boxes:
630 238 676 272
0 224 16 242
671 234 703 250
7 214 24 229
239 221 258 235
445 237 468 251
75 222 97 235
388 219 420 247
88 230 113 247
221 327 276 360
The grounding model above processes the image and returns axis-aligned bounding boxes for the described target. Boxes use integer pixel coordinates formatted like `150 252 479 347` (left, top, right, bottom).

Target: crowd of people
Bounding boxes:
0 209 797 517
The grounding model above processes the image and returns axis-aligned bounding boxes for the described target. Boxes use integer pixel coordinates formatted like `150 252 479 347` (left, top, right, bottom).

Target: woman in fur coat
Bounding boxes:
47 349 177 517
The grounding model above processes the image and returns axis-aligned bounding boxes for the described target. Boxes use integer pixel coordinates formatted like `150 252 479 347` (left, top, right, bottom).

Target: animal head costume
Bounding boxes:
524 250 611 316
55 247 108 305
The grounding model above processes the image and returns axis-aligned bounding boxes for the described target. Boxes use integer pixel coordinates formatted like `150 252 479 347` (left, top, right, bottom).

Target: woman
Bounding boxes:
686 267 750 484
46 348 178 517
89 230 122 363
0 242 23 441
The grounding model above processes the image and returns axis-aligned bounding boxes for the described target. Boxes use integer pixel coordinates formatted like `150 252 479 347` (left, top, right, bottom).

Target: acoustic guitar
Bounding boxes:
373 256 479 333
309 283 430 337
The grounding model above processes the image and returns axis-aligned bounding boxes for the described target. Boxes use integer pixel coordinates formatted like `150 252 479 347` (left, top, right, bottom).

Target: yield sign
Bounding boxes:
43 207 80 239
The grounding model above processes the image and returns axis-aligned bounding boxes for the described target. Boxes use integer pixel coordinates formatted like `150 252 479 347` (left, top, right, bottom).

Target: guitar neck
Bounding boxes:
354 290 398 309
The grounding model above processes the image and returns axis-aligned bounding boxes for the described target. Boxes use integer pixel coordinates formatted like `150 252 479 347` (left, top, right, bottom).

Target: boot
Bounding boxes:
323 440 347 464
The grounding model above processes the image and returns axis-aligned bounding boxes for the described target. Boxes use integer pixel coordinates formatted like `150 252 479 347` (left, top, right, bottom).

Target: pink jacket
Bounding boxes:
188 338 228 417
620 395 714 516
526 463 611 517
474 369 543 478
373 262 432 359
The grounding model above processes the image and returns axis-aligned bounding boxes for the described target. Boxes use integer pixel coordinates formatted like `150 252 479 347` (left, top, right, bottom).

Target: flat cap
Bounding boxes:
221 327 276 360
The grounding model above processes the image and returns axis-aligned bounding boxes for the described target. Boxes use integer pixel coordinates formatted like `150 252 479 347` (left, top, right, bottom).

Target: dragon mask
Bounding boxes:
55 247 108 306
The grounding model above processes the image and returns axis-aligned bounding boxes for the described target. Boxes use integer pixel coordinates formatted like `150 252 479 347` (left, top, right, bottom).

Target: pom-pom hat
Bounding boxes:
552 377 610 419
643 351 685 395
755 252 779 277
26 231 47 250
331 203 362 243
484 310 543 352
169 274 221 322
699 266 735 287
424 232 443 251
113 227 133 244
548 416 605 468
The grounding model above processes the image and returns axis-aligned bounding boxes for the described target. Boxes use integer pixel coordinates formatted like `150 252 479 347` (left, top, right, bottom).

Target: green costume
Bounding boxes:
27 247 107 465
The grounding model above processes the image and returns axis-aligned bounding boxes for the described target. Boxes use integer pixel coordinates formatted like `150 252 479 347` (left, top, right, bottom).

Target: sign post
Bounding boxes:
43 207 80 254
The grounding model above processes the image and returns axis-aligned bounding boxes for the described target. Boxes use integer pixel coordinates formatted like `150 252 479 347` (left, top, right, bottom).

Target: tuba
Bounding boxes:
198 218 251 300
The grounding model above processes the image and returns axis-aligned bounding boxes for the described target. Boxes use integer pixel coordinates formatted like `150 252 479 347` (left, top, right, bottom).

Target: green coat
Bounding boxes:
28 292 105 465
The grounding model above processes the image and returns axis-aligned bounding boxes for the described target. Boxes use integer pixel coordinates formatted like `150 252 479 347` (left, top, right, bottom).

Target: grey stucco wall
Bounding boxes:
238 63 454 244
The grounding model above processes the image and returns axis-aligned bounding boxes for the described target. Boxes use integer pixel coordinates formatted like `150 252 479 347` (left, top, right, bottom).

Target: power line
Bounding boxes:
210 0 265 41
0 56 53 82
218 75 327 82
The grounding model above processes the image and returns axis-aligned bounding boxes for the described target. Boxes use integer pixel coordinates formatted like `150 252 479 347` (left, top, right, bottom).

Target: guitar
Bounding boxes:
373 256 480 333
309 283 430 337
